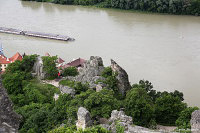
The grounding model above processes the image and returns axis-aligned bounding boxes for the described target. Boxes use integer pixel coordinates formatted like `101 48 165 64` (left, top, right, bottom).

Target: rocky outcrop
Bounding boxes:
32 56 47 80
59 85 75 96
76 107 92 130
66 56 105 89
191 110 200 132
101 110 155 133
108 110 133 132
0 78 21 133
111 60 131 96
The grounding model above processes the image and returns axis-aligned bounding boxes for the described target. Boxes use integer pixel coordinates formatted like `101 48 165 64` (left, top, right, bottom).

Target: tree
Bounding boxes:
124 87 155 127
2 71 28 95
176 107 199 129
62 67 79 77
84 89 120 118
42 56 58 80
155 93 187 125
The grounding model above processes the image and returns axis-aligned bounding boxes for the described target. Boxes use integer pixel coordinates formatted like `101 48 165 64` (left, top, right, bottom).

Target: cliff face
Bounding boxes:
0 78 21 133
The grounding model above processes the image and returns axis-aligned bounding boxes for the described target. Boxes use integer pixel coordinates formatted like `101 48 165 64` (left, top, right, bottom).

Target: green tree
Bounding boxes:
84 89 120 118
124 87 155 127
42 56 58 80
176 107 199 129
2 71 29 95
62 67 79 77
155 93 187 125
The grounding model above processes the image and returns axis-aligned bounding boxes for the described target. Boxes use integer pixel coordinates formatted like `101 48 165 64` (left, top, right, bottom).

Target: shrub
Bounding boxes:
176 107 199 129
62 67 79 77
84 89 120 118
124 87 155 127
155 93 187 125
42 56 58 80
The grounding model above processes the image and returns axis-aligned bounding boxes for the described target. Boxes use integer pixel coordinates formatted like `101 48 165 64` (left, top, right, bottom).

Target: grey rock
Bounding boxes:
109 110 133 126
108 110 156 133
0 77 21 133
59 85 75 96
96 83 105 92
68 56 105 89
111 59 131 97
32 56 47 80
191 110 200 132
126 125 155 133
76 107 92 129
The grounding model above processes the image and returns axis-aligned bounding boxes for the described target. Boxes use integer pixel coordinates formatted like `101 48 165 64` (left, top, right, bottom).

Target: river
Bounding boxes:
0 0 200 107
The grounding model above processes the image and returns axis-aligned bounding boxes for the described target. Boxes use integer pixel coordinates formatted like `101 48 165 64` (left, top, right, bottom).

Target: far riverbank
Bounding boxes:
21 0 200 16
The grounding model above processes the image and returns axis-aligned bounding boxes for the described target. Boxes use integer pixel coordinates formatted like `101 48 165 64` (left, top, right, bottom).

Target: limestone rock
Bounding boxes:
59 85 75 96
0 78 21 133
106 110 156 133
111 59 131 97
96 82 107 92
68 56 105 89
76 107 92 129
191 110 200 132
32 56 47 80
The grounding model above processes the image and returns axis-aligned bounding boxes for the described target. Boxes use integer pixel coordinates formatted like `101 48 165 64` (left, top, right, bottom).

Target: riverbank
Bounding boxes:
21 0 200 16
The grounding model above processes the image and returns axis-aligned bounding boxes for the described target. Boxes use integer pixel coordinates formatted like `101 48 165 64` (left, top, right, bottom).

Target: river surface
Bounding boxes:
1 0 200 106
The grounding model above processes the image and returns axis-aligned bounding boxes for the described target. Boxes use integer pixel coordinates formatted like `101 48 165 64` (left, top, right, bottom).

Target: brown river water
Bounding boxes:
0 0 200 107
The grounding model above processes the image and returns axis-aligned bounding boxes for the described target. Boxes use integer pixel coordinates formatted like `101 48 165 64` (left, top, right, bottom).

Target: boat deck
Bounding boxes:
0 27 74 41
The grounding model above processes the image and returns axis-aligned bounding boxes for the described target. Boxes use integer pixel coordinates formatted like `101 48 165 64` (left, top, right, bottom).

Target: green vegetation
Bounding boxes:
59 80 89 94
155 92 187 125
125 87 155 127
48 125 110 133
62 67 79 77
176 107 199 129
21 0 200 16
42 56 58 80
100 67 122 99
2 56 198 132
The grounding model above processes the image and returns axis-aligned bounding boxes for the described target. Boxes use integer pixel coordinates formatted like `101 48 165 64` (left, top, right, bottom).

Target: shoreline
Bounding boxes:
21 0 200 16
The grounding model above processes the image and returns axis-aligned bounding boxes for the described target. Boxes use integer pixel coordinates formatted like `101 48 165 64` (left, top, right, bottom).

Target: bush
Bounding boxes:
59 80 89 94
42 56 58 80
176 107 199 129
62 67 79 77
48 125 110 133
155 93 187 125
84 89 120 118
2 71 30 95
124 87 155 127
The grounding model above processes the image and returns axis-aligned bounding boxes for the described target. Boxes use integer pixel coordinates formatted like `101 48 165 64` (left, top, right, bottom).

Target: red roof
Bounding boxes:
0 55 11 64
0 52 22 65
57 57 65 64
9 52 23 62
66 58 86 67
59 58 86 69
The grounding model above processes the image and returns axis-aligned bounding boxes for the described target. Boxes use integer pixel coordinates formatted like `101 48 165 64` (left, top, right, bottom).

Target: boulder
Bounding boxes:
105 110 155 133
68 56 105 89
111 59 131 97
0 78 21 133
191 110 200 132
76 107 92 130
32 56 47 80
59 85 75 97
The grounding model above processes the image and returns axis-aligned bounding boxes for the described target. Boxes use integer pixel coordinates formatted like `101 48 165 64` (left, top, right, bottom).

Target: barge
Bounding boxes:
0 27 74 41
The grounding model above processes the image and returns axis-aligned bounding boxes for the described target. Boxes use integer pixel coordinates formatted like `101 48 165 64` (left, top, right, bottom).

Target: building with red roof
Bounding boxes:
59 58 86 70
0 52 23 72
